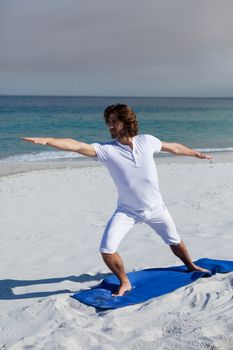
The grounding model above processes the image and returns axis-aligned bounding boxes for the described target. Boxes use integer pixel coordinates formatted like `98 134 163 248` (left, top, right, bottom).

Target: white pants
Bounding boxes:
99 202 181 254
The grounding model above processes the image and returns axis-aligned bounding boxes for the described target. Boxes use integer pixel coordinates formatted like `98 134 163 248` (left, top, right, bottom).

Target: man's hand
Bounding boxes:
195 151 213 160
21 137 49 145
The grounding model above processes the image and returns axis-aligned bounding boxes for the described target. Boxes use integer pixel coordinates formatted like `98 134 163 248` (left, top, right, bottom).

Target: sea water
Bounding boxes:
0 95 233 161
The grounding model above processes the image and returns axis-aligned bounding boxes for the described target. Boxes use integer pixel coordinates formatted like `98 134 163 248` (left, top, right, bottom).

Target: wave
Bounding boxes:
0 151 84 162
1 147 233 162
196 147 233 152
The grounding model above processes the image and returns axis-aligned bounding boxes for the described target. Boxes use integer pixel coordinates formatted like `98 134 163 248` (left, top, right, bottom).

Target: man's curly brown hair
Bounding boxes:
104 104 138 137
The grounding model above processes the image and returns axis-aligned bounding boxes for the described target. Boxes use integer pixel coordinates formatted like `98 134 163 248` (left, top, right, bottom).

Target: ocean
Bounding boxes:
0 95 233 162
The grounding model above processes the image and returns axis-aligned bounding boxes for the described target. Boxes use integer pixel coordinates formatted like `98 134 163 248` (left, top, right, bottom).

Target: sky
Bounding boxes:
0 0 233 97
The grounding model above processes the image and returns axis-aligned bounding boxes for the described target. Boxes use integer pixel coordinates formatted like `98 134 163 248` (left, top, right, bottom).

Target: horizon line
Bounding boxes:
0 94 233 99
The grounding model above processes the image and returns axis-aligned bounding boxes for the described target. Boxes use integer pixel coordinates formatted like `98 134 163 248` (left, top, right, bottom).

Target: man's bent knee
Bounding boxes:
99 247 116 254
169 240 181 246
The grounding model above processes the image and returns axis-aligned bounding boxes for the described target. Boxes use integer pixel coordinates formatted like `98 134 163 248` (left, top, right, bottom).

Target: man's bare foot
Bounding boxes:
112 281 132 297
188 264 211 274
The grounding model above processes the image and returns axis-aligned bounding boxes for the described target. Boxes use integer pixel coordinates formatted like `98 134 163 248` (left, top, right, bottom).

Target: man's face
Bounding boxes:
107 113 125 139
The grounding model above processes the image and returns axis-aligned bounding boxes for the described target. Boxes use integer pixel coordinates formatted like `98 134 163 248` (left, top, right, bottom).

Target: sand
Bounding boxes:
0 154 233 349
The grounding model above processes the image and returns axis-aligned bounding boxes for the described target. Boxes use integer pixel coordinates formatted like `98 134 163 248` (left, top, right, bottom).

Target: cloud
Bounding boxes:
1 0 233 96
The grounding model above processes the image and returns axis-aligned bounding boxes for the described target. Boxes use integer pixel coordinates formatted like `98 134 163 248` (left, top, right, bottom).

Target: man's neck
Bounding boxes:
117 136 134 149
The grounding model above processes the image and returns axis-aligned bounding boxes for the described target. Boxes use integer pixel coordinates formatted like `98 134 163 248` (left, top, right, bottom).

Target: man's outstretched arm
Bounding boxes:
161 142 213 160
21 137 96 157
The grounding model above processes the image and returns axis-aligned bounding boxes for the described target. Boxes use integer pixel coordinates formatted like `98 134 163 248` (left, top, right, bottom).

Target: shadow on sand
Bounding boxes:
0 273 111 300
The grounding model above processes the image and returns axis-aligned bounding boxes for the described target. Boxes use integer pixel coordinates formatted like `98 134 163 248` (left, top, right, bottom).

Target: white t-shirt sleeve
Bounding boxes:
91 142 109 163
145 134 162 153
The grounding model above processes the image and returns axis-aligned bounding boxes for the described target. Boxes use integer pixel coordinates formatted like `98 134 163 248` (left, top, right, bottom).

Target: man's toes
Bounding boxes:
112 284 131 297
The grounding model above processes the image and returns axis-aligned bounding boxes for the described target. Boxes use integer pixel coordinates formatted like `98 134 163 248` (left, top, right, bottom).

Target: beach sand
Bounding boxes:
0 154 233 349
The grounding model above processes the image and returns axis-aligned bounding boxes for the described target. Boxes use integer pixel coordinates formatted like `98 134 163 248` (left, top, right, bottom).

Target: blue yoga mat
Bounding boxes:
71 258 233 310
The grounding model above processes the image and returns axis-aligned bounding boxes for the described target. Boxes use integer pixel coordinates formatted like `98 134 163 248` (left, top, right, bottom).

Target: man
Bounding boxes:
22 104 212 297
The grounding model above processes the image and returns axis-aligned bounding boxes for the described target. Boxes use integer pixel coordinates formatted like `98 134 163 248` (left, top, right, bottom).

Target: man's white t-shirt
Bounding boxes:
92 134 163 210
